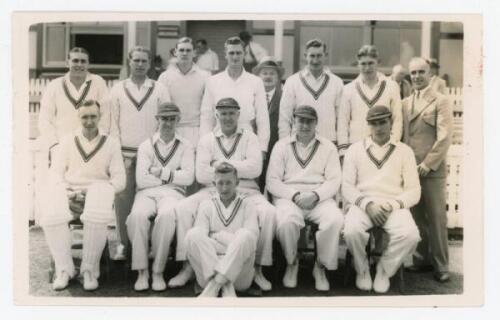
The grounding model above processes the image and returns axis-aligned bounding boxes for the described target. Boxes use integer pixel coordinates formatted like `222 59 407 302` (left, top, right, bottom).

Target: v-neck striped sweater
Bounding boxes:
342 138 421 211
195 193 259 238
266 135 341 202
50 131 126 193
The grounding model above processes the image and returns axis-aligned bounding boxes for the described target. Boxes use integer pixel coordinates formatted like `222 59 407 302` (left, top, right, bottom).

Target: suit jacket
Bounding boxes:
402 87 453 178
267 84 283 154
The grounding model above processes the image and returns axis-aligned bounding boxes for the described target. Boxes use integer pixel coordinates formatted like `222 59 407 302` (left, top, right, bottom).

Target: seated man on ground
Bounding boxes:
266 105 344 292
169 97 276 291
126 103 195 291
185 162 259 297
342 105 421 293
40 100 126 291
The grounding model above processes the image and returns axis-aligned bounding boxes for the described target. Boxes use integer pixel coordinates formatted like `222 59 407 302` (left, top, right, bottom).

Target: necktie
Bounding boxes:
266 93 270 106
411 90 420 114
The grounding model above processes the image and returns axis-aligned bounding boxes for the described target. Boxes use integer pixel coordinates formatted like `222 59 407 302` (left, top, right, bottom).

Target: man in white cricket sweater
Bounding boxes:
158 37 210 147
126 103 195 292
267 105 344 292
37 47 110 226
278 39 344 144
169 97 276 291
185 162 259 297
337 45 402 156
40 100 125 291
342 105 421 293
107 46 171 258
200 36 270 160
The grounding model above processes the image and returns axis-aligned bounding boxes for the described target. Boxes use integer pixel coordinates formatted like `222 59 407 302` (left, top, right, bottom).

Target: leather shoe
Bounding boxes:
373 263 390 293
52 271 71 291
434 272 451 283
83 271 99 291
168 263 194 288
282 260 299 288
312 262 330 291
254 266 272 291
222 282 237 297
134 269 149 291
355 270 372 291
152 272 167 291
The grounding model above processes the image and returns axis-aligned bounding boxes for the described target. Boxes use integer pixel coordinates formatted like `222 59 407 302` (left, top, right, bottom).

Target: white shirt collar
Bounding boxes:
125 77 154 89
290 134 319 146
365 136 394 150
214 127 243 138
301 67 328 80
64 72 92 86
151 132 180 146
75 128 101 144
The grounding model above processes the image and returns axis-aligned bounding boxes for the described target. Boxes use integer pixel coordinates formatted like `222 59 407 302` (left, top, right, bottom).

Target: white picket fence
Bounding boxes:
27 79 464 228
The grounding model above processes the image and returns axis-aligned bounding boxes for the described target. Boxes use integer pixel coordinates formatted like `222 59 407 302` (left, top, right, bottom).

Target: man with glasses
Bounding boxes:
108 46 171 259
337 45 402 156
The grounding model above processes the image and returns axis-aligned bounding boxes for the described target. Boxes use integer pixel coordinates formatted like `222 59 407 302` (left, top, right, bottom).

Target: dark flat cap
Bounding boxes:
293 105 318 120
157 102 180 117
428 58 440 68
216 97 240 109
366 105 392 122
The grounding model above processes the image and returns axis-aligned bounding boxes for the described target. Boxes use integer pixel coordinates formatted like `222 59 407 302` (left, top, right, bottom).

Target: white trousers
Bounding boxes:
275 198 344 270
185 227 256 291
40 181 116 227
343 206 421 277
43 221 108 279
126 188 184 273
174 187 276 265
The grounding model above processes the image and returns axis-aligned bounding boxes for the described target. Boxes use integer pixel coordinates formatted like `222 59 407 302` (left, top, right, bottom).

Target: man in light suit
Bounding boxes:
402 57 453 283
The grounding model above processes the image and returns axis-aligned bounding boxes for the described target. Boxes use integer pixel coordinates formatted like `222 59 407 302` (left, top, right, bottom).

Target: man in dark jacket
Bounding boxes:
253 56 285 192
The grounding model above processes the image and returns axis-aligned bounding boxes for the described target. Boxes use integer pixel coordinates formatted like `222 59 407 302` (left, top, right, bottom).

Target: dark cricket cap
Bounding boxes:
157 102 181 117
293 105 318 120
215 97 240 110
366 105 392 122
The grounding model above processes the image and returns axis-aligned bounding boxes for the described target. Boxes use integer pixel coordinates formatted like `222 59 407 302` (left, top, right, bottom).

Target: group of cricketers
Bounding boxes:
37 34 453 297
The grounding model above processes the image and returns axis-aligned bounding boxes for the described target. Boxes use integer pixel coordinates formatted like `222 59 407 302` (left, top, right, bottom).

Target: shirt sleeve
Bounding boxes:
212 52 219 71
195 135 215 185
226 132 263 179
193 200 211 235
313 143 342 202
108 138 126 193
266 141 300 200
389 81 403 142
199 80 216 137
396 146 421 208
254 79 271 152
156 82 171 104
48 137 69 188
278 78 296 139
38 80 59 148
95 77 111 136
135 141 163 190
170 143 195 186
337 86 351 154
422 95 453 171
242 201 260 240
107 85 121 141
